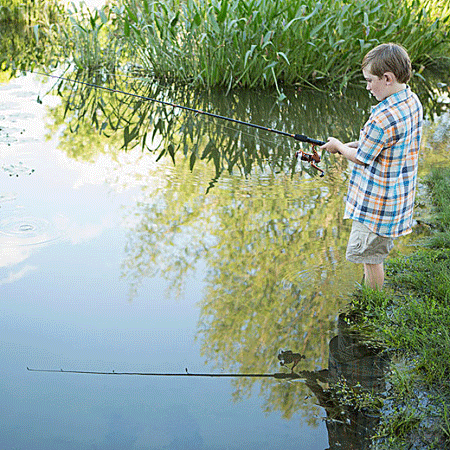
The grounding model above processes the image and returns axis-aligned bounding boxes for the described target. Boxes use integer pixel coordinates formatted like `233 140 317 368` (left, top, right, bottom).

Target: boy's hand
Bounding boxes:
320 137 343 154
320 138 364 165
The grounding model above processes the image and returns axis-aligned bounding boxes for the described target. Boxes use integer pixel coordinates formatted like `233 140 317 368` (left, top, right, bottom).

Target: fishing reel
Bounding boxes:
295 147 324 177
278 349 306 372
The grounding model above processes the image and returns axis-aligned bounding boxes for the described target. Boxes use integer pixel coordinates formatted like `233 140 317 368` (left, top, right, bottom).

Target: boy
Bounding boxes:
321 43 423 289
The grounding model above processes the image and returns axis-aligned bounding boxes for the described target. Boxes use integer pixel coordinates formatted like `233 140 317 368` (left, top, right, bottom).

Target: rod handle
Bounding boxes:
294 134 326 146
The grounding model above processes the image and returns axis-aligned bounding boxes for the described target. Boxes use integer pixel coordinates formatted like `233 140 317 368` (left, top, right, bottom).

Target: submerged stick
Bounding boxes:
27 367 302 379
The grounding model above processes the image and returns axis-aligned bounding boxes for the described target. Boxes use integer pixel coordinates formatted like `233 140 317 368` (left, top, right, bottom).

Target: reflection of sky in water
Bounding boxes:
0 76 329 448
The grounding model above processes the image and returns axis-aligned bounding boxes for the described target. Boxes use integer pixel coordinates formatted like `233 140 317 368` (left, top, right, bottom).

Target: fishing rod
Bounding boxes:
35 71 325 146
32 71 327 175
27 351 308 380
27 367 302 380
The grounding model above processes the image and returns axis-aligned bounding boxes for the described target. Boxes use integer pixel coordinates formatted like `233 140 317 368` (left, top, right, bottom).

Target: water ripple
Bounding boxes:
0 193 17 203
0 216 64 247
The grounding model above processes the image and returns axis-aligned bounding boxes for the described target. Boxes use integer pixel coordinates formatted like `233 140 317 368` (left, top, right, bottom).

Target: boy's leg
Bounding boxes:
364 262 384 290
346 220 393 290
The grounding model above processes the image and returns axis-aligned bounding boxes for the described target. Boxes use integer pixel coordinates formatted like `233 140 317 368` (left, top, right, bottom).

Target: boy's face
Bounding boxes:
363 68 390 102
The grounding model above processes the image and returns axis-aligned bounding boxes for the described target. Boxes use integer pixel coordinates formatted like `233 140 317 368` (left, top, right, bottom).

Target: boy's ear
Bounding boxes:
383 72 396 84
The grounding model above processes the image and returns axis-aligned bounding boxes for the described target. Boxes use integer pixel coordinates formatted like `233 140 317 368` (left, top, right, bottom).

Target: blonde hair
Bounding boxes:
362 43 412 83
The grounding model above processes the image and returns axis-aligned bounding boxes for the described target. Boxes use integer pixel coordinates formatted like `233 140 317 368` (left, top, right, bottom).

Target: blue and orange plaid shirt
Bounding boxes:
344 87 423 237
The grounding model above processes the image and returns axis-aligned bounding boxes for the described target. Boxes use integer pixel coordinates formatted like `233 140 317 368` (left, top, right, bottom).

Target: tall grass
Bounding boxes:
1 0 122 75
119 0 450 91
57 2 124 74
3 0 450 90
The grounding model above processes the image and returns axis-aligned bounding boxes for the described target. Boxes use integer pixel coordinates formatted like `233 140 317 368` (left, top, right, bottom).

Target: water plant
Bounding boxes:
3 0 450 92
58 2 123 74
118 0 450 91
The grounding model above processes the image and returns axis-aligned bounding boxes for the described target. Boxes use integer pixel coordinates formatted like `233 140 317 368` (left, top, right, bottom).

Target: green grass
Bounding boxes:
3 0 450 93
118 0 450 92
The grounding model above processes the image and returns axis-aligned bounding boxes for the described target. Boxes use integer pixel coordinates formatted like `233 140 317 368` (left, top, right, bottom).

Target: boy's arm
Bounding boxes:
346 141 359 149
320 138 365 165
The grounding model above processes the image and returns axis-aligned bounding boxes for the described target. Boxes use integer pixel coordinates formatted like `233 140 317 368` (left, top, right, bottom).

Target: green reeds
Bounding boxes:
118 0 450 91
58 2 122 74
4 0 449 91
1 0 122 75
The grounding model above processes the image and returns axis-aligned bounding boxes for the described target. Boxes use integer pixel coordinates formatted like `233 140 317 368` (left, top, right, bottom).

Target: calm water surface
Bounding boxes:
1 73 448 450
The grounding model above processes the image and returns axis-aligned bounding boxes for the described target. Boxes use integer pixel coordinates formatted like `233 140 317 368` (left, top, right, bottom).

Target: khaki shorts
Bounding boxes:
346 220 394 264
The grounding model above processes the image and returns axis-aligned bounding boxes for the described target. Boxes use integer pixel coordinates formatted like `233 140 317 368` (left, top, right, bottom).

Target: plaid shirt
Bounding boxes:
344 87 423 237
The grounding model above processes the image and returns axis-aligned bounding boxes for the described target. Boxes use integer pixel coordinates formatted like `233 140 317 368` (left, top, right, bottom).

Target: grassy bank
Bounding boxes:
344 167 450 449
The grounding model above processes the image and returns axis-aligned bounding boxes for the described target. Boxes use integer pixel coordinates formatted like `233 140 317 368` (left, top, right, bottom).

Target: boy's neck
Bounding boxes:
388 82 407 97
378 80 407 102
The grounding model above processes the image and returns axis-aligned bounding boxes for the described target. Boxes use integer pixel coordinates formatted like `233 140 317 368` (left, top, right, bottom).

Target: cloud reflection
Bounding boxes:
0 264 38 286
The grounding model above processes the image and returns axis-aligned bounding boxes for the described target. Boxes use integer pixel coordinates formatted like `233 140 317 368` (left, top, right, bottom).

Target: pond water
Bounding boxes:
0 71 449 450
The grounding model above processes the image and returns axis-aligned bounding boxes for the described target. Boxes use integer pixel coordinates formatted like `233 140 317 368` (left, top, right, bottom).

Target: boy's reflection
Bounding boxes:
281 313 388 450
